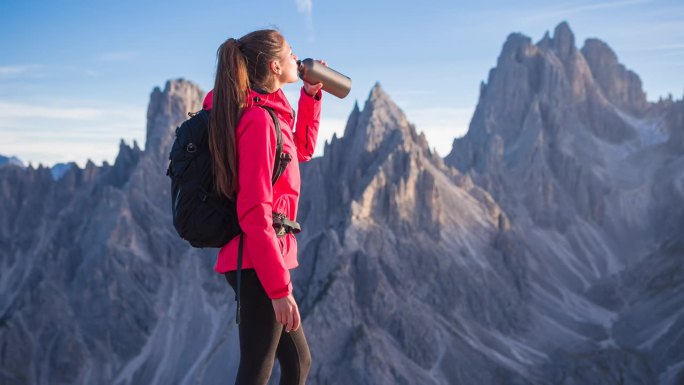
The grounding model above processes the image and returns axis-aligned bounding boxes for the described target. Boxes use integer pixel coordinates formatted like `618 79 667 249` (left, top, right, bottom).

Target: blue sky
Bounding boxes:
1 0 682 167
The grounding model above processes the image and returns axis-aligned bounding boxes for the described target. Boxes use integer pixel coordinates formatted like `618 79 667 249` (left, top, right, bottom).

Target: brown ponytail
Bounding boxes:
209 29 285 199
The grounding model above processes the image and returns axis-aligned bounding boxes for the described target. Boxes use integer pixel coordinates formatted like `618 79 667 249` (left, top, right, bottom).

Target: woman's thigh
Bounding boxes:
226 269 283 383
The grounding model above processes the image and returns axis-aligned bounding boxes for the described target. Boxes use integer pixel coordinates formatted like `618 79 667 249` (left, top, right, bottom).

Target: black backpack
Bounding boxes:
166 106 290 248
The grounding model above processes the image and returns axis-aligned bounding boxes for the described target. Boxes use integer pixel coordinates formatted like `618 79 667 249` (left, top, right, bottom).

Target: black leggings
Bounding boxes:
225 269 311 385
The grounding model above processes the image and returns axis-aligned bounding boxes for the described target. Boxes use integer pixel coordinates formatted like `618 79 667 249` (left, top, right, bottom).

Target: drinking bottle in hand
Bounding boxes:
297 59 352 99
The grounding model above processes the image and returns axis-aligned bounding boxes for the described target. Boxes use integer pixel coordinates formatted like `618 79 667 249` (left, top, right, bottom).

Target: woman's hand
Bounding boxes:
303 60 327 97
272 293 301 332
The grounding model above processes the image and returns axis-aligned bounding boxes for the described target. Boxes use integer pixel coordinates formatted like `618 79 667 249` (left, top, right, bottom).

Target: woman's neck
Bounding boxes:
256 78 280 94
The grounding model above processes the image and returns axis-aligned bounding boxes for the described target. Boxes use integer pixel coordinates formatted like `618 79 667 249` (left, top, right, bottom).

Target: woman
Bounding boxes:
205 29 323 385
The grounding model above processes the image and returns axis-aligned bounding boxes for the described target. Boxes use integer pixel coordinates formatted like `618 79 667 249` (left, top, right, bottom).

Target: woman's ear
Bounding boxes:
270 60 281 75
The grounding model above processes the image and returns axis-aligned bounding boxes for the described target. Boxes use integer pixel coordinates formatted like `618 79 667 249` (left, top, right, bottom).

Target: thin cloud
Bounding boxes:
1 138 125 168
0 100 145 167
0 64 43 79
0 101 145 137
296 0 312 14
521 0 652 23
630 43 684 52
295 0 314 40
0 101 106 120
561 0 651 14
315 117 346 158
407 107 475 157
0 64 102 80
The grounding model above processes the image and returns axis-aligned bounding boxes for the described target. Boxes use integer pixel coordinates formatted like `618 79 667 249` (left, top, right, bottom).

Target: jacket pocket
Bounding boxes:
277 237 285 257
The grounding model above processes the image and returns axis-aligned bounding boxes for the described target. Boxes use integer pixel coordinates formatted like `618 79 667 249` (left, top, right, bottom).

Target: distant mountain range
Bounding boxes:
0 22 682 385
0 155 79 181
0 155 24 168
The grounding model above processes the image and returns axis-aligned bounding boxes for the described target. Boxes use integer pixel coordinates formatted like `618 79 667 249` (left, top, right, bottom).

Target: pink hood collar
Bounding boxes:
202 88 294 122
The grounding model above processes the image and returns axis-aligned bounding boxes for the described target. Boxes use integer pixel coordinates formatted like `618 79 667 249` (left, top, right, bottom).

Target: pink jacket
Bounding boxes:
204 87 322 299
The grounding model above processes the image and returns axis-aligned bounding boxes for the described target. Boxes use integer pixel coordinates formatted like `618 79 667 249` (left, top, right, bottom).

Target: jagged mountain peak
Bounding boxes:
352 99 360 113
367 81 389 102
581 38 648 113
450 21 648 173
340 83 429 157
145 78 203 161
582 38 618 66
552 21 576 59
446 23 663 232
498 22 576 67
497 32 535 67
309 84 461 240
359 82 404 127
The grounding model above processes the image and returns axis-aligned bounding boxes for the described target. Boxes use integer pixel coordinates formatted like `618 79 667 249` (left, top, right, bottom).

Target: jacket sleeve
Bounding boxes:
293 87 322 162
236 108 292 299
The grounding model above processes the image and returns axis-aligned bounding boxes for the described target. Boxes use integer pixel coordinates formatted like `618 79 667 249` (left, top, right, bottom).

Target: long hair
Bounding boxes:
209 29 285 199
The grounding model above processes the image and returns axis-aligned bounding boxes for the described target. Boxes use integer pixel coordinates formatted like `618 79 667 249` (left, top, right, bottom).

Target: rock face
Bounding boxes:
581 38 648 114
0 79 241 385
294 84 535 384
446 21 684 384
1 23 683 385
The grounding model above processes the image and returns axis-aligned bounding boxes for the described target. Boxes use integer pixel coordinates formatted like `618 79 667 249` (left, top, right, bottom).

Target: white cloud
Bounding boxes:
521 0 652 22
405 107 474 157
648 43 684 51
3 137 125 168
0 64 43 79
0 64 102 81
296 0 312 15
0 101 106 120
314 117 346 158
627 43 684 55
561 0 651 14
0 100 145 167
295 0 314 40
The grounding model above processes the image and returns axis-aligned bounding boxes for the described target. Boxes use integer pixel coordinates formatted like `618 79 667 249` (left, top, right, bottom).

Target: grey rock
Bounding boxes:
293 84 536 384
581 38 648 114
0 79 226 385
49 162 77 181
446 21 684 384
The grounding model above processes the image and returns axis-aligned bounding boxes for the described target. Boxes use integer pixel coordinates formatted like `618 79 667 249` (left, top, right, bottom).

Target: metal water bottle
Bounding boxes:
297 58 352 99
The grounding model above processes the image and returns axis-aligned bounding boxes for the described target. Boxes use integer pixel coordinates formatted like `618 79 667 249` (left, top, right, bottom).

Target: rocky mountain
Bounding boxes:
446 22 684 384
292 84 537 384
1 22 682 385
0 80 236 385
0 154 82 181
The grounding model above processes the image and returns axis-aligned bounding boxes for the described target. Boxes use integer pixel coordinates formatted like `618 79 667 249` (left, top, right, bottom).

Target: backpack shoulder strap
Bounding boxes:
258 106 290 186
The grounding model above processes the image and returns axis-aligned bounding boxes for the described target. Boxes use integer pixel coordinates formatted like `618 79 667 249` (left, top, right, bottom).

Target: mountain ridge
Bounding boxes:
1 22 682 385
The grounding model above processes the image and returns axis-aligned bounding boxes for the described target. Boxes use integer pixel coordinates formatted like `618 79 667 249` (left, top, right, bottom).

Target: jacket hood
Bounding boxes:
246 88 295 124
202 88 294 124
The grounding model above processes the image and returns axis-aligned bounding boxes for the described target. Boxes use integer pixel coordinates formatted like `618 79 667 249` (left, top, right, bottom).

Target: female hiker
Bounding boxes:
205 29 323 385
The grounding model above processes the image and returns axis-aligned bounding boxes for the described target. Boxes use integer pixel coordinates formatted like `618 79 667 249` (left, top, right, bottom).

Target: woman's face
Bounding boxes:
274 40 299 85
